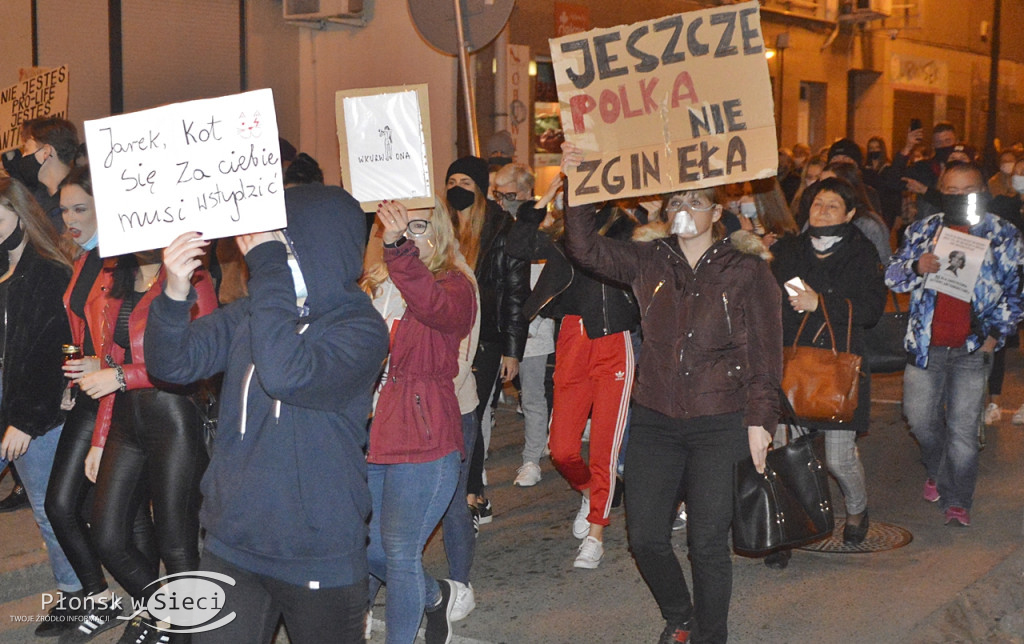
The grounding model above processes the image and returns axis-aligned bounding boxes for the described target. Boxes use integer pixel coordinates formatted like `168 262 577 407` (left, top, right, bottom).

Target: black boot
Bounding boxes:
0 484 29 513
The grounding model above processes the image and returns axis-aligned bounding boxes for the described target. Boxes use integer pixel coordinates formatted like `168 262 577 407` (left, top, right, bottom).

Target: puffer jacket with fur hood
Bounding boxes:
565 205 783 430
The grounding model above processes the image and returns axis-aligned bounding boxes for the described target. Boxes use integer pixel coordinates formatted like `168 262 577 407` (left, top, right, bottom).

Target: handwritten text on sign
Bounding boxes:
0 66 70 153
84 89 286 257
549 0 777 205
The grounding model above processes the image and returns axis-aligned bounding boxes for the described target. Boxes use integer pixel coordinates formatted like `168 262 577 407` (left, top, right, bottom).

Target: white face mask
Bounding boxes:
670 210 698 236
554 192 564 211
739 201 758 219
286 255 308 301
1012 175 1024 194
1002 163 1015 175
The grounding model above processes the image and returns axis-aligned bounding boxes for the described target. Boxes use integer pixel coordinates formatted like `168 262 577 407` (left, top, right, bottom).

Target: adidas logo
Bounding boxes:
614 371 625 381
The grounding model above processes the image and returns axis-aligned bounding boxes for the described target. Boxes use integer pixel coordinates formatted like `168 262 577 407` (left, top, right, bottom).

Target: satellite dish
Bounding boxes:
408 0 515 55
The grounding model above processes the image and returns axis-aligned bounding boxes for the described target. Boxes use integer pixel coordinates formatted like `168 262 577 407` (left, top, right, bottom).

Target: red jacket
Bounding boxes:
80 263 217 447
368 242 476 464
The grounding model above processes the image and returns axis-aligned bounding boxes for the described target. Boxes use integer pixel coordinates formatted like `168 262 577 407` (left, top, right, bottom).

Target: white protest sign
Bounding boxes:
0 66 70 153
924 226 991 302
84 88 285 257
335 84 434 211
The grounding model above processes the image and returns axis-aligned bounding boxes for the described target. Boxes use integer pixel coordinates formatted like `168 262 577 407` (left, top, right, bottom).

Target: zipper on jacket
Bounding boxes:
601 283 610 335
533 245 574 320
645 280 666 317
722 292 732 335
415 393 432 440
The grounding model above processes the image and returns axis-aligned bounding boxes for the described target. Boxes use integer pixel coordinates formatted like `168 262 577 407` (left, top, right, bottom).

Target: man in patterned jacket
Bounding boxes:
886 162 1024 527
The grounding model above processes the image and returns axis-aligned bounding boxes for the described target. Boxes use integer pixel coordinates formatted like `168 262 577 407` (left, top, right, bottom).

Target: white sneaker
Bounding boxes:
449 581 476 622
1014 404 1024 425
573 536 604 569
514 462 542 487
364 608 372 640
572 493 590 539
984 402 1001 425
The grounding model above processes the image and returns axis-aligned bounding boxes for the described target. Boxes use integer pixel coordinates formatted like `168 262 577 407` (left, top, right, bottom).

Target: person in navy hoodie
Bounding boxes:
145 183 390 644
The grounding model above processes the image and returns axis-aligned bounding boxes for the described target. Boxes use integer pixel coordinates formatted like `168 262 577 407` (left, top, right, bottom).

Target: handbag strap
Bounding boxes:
792 294 837 354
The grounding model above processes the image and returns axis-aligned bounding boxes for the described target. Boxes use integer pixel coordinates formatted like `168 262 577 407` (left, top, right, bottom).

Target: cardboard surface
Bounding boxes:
549 0 777 205
0 66 70 153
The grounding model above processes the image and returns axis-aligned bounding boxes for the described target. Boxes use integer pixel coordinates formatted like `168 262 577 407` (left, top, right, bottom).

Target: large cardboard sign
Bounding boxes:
924 227 991 302
84 89 286 257
550 0 777 205
0 66 70 153
335 85 434 211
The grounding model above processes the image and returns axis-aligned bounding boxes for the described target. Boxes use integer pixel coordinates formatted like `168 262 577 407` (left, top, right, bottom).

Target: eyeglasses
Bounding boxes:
665 196 715 213
492 190 519 202
406 219 431 237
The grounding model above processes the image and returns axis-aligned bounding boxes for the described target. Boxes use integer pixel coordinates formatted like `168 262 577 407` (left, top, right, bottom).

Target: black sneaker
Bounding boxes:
658 619 692 643
115 617 170 644
35 592 83 638
424 579 455 644
468 504 480 537
0 483 29 512
476 499 493 525
58 599 122 643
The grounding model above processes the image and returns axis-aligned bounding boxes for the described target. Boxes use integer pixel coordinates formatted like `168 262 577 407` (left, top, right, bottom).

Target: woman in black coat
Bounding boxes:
771 177 886 548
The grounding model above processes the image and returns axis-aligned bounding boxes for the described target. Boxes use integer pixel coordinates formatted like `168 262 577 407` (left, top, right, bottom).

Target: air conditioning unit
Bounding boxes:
837 0 892 23
283 0 363 21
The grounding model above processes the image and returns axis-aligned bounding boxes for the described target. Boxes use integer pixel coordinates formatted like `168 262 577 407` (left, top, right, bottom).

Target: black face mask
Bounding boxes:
0 223 26 275
1 150 42 189
807 223 850 237
446 186 475 211
867 151 882 162
933 145 954 165
940 193 985 226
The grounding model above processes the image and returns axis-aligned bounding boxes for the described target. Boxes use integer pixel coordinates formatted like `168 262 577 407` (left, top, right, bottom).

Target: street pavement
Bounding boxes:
1 354 1023 643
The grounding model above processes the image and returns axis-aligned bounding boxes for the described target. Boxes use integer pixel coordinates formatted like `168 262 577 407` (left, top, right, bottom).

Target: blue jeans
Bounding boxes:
367 451 459 644
1 423 82 592
442 413 478 583
903 346 990 511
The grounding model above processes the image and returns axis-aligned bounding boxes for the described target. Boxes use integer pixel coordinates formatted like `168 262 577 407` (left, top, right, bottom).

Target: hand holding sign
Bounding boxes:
162 232 209 301
377 200 411 245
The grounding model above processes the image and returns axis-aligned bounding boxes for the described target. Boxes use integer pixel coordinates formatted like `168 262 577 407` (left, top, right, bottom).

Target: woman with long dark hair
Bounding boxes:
78 233 217 643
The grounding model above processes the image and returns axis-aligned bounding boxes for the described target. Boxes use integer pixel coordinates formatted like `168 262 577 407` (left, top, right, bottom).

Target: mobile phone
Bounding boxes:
910 118 922 131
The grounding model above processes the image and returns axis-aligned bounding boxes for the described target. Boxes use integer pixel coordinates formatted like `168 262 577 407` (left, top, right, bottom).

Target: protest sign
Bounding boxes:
549 0 777 206
84 88 285 257
924 227 990 302
335 85 434 211
0 66 70 153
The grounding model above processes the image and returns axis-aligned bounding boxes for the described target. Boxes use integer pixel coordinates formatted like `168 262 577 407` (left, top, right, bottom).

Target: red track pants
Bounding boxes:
548 316 634 526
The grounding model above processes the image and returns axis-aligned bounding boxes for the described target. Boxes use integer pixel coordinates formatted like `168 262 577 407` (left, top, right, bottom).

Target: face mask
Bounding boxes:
940 192 984 226
76 230 99 251
933 145 954 165
2 150 42 189
502 199 525 217
670 210 698 236
0 223 26 274
1001 163 1015 176
726 199 741 213
867 151 882 162
286 255 308 301
1012 175 1024 194
554 192 564 211
807 223 848 253
446 186 475 211
739 202 758 219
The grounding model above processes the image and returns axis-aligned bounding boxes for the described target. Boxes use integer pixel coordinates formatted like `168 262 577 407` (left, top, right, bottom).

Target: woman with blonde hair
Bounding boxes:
363 197 477 643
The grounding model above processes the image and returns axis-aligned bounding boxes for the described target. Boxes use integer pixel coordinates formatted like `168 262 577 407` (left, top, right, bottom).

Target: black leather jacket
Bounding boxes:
475 200 530 360
507 202 639 339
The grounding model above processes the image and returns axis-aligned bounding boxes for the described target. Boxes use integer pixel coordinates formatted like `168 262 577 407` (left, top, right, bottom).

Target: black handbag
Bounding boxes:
863 290 910 374
732 393 834 555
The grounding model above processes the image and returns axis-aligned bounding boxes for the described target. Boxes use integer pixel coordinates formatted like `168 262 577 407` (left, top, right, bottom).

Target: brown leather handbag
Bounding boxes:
781 297 861 423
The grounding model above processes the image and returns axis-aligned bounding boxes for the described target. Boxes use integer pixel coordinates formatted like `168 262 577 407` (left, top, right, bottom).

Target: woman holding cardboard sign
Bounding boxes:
770 177 886 553
561 141 782 644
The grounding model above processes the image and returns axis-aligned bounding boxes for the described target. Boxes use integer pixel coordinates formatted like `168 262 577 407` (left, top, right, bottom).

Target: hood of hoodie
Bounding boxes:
282 184 366 320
